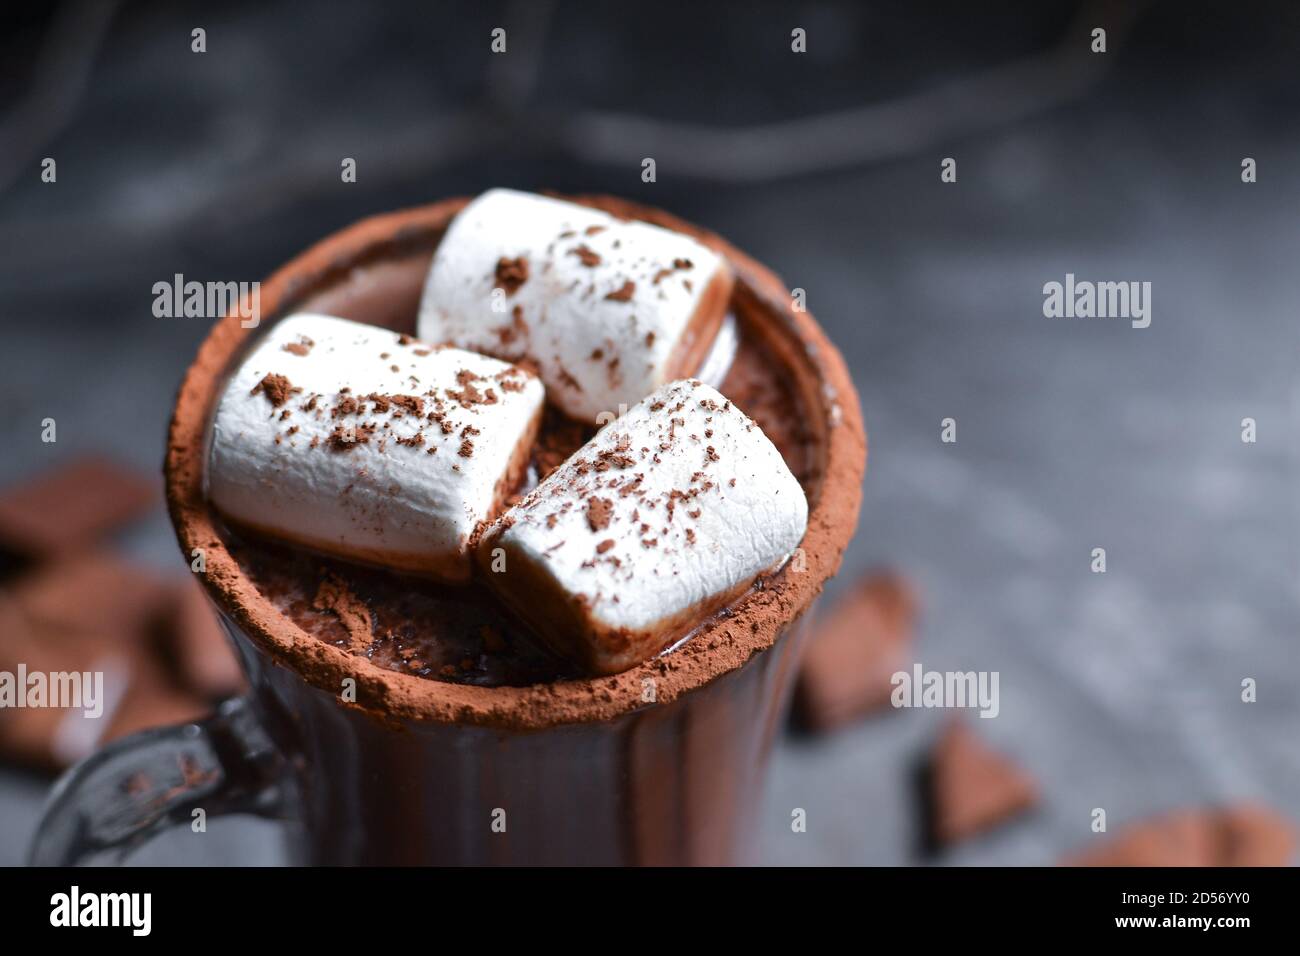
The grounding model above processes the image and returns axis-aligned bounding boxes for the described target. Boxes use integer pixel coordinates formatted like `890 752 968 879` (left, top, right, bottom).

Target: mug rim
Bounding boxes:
163 194 866 731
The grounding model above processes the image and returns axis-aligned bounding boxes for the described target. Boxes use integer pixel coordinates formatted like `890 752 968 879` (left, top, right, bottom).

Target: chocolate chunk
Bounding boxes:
0 554 207 769
1066 810 1217 866
1062 804 1296 866
0 456 155 560
793 570 916 732
925 719 1038 849
101 655 210 749
10 551 171 638
1218 804 1297 866
0 596 102 768
163 577 245 699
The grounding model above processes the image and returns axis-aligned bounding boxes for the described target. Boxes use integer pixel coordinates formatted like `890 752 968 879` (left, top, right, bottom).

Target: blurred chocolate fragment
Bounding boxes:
12 550 171 637
0 456 156 567
1218 803 1297 866
793 569 917 732
0 583 139 770
161 576 245 699
1062 804 1296 866
922 718 1038 850
0 553 209 770
102 654 210 745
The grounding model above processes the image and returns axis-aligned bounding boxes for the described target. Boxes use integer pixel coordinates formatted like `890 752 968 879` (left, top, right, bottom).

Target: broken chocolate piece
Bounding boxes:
925 718 1038 848
0 456 155 561
165 577 245 699
1062 804 1297 867
0 554 200 770
10 551 171 639
793 570 916 732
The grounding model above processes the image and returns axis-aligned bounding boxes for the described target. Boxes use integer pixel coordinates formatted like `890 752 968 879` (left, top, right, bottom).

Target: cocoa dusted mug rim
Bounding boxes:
163 194 866 731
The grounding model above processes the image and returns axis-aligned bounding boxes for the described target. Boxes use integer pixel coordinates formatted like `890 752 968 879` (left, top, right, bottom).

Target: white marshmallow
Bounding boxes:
480 379 807 674
208 313 544 581
417 189 734 425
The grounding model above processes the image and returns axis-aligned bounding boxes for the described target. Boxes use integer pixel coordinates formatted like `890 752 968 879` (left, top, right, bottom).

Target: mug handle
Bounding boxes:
28 696 294 866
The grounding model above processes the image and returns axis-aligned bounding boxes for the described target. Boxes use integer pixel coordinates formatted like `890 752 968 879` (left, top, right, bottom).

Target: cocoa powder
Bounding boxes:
252 373 296 408
494 256 529 295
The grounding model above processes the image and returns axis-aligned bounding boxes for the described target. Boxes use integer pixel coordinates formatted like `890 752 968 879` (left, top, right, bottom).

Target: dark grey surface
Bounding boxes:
1 0 1297 865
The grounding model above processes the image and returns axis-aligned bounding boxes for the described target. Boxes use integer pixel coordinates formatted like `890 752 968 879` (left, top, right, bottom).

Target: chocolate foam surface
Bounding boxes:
165 195 865 729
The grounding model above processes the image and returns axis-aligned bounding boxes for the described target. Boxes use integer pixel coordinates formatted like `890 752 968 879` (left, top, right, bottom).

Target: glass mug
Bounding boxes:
30 197 865 866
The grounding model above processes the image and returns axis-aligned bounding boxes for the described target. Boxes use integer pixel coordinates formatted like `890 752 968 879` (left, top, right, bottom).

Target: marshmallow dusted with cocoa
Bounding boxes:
479 379 807 674
417 189 734 424
208 313 544 581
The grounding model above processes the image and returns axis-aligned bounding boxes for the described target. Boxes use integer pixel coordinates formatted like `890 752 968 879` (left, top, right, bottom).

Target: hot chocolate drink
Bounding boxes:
154 193 864 863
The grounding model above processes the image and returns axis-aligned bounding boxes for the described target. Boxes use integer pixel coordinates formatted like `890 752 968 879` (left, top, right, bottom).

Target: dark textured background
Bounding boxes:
1 0 1297 865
